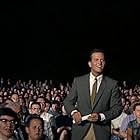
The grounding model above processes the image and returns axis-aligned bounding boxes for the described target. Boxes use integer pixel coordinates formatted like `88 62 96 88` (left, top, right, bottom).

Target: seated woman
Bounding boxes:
55 105 72 140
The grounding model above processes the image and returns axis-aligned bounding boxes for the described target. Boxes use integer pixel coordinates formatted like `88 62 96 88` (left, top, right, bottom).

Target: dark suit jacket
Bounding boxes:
63 74 123 140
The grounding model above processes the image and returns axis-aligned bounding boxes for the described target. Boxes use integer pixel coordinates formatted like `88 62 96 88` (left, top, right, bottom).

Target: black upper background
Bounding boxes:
1 1 140 83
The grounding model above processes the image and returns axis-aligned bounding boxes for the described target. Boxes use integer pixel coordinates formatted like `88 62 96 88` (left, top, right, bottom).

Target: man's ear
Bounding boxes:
88 61 91 68
133 111 136 116
25 127 29 134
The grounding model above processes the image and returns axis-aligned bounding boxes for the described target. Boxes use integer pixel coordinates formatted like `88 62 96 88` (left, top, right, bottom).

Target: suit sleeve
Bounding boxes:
103 81 123 122
63 78 78 115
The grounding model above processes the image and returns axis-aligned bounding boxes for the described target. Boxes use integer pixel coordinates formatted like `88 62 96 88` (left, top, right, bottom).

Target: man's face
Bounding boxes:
44 103 50 112
31 104 41 115
26 119 43 140
134 105 140 119
51 103 59 112
88 52 105 76
37 98 45 110
11 94 19 103
0 115 15 138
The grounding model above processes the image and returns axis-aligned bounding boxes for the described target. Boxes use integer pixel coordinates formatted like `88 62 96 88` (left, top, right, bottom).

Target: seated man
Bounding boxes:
25 114 48 140
127 102 140 140
0 107 18 140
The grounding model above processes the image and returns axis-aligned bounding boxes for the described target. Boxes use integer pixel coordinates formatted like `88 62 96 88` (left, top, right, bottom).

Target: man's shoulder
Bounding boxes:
103 75 118 84
74 74 89 81
75 73 89 79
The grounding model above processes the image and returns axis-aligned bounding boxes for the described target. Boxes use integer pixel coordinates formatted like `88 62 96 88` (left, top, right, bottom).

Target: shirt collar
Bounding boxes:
90 72 103 81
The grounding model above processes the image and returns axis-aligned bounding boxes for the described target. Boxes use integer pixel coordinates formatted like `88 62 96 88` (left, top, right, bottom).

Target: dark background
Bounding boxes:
1 1 140 83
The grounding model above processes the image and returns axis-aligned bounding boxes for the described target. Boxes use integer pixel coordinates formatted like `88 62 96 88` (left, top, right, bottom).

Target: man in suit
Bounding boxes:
63 48 123 140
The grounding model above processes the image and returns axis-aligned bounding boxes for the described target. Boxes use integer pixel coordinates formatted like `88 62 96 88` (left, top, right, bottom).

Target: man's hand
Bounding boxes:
72 111 82 124
87 112 101 122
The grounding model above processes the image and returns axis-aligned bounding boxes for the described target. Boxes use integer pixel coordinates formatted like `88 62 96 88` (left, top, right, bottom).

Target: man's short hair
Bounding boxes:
25 114 44 127
89 48 105 61
0 107 18 119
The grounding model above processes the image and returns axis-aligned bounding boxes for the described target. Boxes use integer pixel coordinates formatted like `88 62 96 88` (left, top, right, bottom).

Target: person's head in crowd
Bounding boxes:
54 94 62 103
59 83 64 90
30 90 34 95
30 102 41 115
0 96 3 103
3 96 7 101
129 94 139 104
19 96 26 107
3 92 8 97
13 88 17 93
8 95 11 99
133 102 140 117
126 94 130 101
5 99 21 113
127 101 138 115
3 92 8 100
21 88 25 92
25 115 45 140
20 91 24 96
51 100 61 113
44 99 51 113
9 90 12 94
39 81 42 86
60 90 65 96
123 81 127 88
36 97 45 111
2 87 5 92
4 99 23 120
11 93 19 103
137 95 140 100
50 90 54 97
0 107 18 140
0 91 3 96
124 99 131 114
17 89 20 95
4 98 13 104
24 92 29 99
45 85 49 90
29 94 33 101
33 94 38 100
45 92 52 101
40 93 45 97
121 97 126 107
35 90 40 96
28 100 34 109
52 92 58 99
128 88 133 96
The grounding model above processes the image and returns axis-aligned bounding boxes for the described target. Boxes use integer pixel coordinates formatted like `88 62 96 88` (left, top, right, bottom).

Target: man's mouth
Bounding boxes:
96 66 102 68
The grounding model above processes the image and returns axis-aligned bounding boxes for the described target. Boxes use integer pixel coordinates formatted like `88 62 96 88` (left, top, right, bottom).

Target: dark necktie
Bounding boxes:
91 78 97 107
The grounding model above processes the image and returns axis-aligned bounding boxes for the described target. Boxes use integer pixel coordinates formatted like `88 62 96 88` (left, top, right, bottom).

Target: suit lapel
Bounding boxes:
84 74 92 109
80 74 92 110
92 76 106 109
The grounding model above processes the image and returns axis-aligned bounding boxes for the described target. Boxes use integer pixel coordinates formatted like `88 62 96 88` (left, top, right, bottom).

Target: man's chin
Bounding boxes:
4 133 13 138
96 71 103 75
33 135 42 140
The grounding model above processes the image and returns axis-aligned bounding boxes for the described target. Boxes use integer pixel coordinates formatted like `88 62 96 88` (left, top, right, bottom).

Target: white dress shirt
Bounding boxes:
71 73 105 121
89 72 103 96
89 72 105 121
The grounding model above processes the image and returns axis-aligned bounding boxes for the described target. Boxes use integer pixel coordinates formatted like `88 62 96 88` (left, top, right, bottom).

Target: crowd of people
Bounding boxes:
0 77 72 140
0 48 140 140
0 76 140 140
